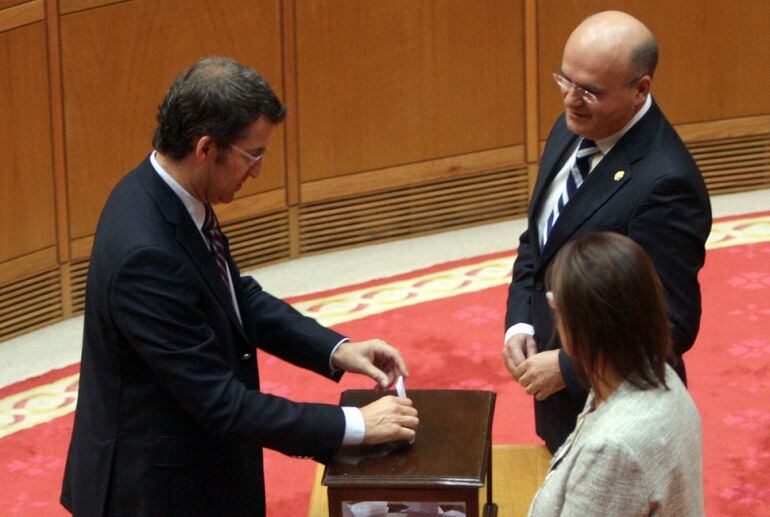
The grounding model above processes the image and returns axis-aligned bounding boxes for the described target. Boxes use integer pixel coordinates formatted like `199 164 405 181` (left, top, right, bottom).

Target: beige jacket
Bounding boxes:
528 365 704 516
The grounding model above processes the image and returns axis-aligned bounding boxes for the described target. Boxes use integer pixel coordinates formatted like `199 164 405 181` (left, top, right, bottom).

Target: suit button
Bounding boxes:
241 353 252 361
535 281 544 291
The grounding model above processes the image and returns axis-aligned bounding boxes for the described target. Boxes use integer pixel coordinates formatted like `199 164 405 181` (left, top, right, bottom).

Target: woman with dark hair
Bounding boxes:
527 232 704 516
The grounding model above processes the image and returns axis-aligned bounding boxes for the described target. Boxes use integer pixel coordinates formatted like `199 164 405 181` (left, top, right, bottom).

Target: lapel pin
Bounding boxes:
614 170 625 181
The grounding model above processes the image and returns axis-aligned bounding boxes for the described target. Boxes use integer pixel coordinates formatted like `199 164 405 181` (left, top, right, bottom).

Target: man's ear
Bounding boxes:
193 136 218 163
635 76 652 104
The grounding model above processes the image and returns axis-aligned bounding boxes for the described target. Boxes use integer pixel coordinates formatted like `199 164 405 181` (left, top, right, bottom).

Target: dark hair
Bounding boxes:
630 35 659 79
546 232 672 391
152 57 286 160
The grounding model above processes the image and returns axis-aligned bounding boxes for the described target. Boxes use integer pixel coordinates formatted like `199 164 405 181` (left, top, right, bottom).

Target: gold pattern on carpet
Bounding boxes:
1 214 768 438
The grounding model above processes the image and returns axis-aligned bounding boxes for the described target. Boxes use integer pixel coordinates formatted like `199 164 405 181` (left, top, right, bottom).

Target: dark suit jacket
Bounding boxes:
506 100 712 452
61 157 347 516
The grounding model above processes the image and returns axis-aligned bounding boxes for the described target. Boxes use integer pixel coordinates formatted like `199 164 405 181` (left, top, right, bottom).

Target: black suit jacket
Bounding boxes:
506 100 712 452
61 157 347 516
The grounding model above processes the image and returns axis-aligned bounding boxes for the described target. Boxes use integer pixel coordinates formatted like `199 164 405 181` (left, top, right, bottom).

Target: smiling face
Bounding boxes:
559 13 651 141
205 117 275 205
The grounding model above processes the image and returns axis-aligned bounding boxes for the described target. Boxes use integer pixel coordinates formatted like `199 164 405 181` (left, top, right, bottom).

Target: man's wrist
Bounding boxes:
504 323 535 345
340 406 365 445
328 338 350 374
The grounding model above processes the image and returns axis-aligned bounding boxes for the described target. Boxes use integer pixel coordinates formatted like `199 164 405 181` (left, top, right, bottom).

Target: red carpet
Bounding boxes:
1 213 769 516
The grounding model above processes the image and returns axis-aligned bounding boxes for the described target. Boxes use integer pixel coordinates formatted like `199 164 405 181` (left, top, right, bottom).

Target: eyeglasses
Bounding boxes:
553 73 601 103
553 72 644 104
230 143 267 165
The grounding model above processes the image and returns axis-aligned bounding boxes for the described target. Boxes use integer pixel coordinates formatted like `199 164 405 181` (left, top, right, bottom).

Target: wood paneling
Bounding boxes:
537 0 770 139
59 0 127 15
0 22 57 264
0 0 31 10
295 0 525 183
301 146 525 204
60 0 285 239
1 0 769 342
0 247 57 285
0 0 43 32
299 166 530 255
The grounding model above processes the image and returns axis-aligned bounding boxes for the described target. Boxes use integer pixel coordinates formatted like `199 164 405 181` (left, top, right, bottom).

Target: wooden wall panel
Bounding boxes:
0 0 31 11
537 0 770 139
60 0 285 240
0 22 57 264
295 0 526 184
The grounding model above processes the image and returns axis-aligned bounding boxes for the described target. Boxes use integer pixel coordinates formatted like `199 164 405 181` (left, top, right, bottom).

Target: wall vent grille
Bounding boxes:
688 132 770 194
298 166 530 254
0 269 63 341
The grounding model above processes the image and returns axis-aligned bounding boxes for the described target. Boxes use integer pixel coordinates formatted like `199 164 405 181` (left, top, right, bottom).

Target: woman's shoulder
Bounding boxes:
586 367 701 449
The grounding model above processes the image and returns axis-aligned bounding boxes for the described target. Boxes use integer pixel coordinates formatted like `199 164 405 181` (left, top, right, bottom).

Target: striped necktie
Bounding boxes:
541 138 600 250
202 203 231 290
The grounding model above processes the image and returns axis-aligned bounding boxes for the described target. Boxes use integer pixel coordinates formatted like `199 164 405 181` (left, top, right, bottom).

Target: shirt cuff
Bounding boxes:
328 338 350 374
341 406 365 445
504 323 535 345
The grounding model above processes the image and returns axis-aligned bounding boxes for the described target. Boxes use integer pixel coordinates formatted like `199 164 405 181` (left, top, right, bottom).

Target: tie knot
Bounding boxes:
203 203 219 233
576 138 599 159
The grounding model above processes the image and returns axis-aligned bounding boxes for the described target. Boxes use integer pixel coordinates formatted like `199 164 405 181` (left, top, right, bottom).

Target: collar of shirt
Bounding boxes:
593 94 653 156
150 151 207 232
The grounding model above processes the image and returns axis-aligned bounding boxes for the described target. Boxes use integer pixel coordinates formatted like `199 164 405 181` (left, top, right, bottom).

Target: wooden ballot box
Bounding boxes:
323 390 497 517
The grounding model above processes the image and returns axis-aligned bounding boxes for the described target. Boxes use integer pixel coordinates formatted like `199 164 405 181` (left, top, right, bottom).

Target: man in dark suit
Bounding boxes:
502 11 711 452
61 57 419 516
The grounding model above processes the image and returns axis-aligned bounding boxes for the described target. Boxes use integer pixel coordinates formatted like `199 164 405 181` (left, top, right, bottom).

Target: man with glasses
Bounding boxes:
61 57 418 516
502 11 711 453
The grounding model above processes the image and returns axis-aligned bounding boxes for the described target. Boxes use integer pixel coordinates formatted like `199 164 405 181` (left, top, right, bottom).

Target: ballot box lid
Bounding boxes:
323 389 495 489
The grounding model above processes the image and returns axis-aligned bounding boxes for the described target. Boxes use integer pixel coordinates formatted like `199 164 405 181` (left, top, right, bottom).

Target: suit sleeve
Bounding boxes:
628 174 711 355
109 246 345 460
239 275 345 380
506 227 537 330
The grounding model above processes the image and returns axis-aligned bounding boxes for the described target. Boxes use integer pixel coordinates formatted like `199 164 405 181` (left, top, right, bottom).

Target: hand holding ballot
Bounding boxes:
360 394 418 445
332 340 418 446
332 339 410 389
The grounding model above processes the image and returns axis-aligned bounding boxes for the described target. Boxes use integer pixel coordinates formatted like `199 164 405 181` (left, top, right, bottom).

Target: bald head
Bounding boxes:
558 11 656 140
567 11 658 81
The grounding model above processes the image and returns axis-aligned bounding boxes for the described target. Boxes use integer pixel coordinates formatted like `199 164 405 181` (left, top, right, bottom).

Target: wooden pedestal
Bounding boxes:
323 390 497 517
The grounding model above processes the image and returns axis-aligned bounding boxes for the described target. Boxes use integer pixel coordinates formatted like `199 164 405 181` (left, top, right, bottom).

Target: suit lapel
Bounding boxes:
137 159 247 338
537 101 662 267
539 150 633 265
529 120 579 249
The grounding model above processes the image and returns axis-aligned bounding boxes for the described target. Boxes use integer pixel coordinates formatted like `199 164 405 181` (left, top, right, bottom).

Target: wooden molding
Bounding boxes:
524 0 539 164
70 235 93 261
59 0 126 16
300 146 526 205
68 189 287 261
537 114 770 156
0 246 57 285
676 115 770 143
46 0 70 263
0 0 42 33
217 188 286 224
280 0 300 207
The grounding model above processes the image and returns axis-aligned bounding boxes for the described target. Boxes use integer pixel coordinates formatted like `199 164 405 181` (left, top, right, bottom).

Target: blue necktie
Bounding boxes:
541 138 600 250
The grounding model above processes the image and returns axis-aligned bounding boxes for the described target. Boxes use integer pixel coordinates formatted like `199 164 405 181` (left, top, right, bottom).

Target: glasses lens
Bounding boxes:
553 73 569 89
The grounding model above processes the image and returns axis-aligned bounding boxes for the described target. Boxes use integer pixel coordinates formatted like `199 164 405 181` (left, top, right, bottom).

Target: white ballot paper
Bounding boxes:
395 375 407 398
394 375 415 444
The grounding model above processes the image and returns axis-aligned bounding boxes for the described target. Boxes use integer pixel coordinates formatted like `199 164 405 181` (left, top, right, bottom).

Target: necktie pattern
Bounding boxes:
541 138 600 250
202 203 231 290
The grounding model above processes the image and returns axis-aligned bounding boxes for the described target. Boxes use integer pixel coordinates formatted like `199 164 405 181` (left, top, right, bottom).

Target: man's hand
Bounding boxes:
502 333 538 379
514 350 565 400
360 395 419 445
331 339 409 389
